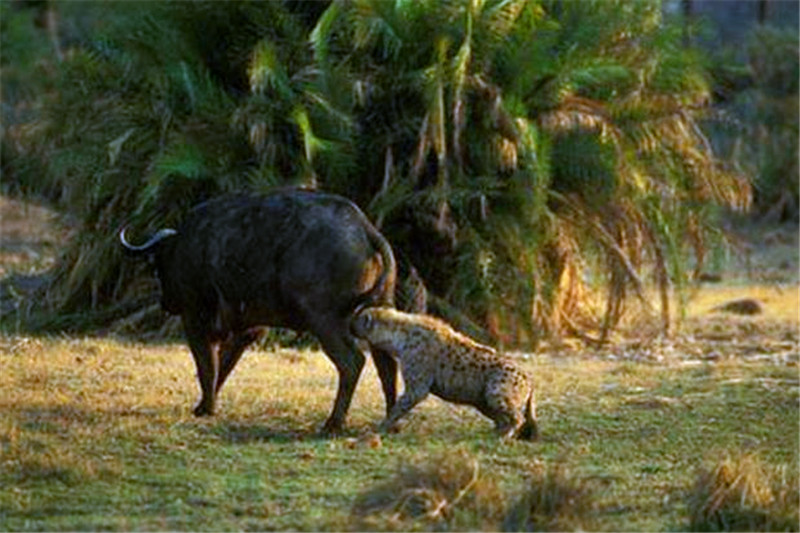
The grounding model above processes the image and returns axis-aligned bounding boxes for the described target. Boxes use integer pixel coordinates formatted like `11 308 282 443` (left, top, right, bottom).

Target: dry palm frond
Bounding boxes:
688 452 799 532
410 113 430 182
545 192 685 341
555 196 651 307
352 449 504 530
539 95 622 143
615 94 752 213
450 2 473 173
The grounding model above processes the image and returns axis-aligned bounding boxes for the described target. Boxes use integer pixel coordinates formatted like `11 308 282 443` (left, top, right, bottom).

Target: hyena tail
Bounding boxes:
517 390 538 441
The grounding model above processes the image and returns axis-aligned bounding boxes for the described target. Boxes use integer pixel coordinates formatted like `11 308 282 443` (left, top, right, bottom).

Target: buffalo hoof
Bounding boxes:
321 420 345 437
193 403 214 417
377 420 402 434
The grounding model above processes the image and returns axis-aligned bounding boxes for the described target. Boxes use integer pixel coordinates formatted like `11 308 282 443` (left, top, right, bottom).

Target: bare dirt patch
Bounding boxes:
0 196 74 320
0 196 70 277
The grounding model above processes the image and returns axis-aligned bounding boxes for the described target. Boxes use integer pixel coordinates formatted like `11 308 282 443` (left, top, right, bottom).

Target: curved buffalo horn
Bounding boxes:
119 226 177 252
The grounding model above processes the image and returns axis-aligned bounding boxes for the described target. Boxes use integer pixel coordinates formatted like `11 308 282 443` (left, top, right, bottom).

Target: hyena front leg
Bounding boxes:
379 375 432 432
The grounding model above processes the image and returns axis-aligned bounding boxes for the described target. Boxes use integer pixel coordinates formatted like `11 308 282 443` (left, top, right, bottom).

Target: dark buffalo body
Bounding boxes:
121 189 398 432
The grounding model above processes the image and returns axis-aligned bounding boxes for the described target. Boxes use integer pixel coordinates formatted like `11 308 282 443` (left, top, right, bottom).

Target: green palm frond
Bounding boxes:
310 1 342 64
249 39 294 100
480 0 530 45
350 0 407 57
7 0 754 344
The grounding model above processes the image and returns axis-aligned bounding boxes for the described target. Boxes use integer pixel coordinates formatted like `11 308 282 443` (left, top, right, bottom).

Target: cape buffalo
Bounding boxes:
120 189 398 433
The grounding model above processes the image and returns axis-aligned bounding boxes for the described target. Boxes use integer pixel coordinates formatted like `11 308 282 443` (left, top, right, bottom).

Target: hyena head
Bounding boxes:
351 306 411 350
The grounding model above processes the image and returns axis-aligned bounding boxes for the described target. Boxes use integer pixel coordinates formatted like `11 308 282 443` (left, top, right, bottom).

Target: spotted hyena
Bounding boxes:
351 307 538 440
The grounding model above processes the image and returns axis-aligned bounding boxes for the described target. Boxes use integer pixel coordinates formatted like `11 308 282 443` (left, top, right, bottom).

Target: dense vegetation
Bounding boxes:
1 0 793 345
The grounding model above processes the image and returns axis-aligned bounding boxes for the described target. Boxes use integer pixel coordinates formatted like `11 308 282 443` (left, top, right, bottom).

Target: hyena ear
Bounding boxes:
351 307 373 336
362 312 373 331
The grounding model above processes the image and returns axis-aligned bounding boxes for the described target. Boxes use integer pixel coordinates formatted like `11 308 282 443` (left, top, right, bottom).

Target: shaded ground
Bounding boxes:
0 196 74 319
0 196 71 277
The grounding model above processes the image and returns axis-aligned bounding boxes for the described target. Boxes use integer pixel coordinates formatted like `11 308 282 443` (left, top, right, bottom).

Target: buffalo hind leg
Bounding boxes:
314 326 366 434
216 329 261 393
184 320 219 417
371 347 397 416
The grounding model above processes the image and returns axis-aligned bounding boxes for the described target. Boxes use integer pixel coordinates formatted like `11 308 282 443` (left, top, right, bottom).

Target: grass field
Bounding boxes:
1 197 798 530
1 317 797 531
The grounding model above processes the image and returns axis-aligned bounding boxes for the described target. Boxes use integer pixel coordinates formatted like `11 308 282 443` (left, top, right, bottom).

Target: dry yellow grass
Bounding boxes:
688 452 799 531
503 460 598 532
352 447 506 530
0 335 390 434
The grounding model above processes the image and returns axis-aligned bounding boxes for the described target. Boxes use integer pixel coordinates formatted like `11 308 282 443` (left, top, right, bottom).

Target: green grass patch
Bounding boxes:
0 335 797 531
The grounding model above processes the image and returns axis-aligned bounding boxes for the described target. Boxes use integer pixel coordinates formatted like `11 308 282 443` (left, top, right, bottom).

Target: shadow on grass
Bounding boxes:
10 400 360 445
12 404 103 434
203 419 346 444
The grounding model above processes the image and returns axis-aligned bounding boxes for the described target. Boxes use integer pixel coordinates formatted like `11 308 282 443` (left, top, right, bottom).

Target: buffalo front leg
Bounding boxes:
315 328 366 434
184 321 219 417
216 329 260 393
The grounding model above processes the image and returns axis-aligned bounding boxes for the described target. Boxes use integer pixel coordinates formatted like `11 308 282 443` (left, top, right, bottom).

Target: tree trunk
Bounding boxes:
758 0 769 25
682 0 693 47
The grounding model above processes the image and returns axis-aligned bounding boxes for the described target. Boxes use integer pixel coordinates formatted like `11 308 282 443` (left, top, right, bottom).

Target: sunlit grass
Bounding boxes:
685 284 799 322
1 329 797 531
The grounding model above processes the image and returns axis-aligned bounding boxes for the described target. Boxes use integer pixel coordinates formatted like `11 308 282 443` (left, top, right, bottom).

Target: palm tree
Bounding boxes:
6 1 751 346
310 0 750 346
